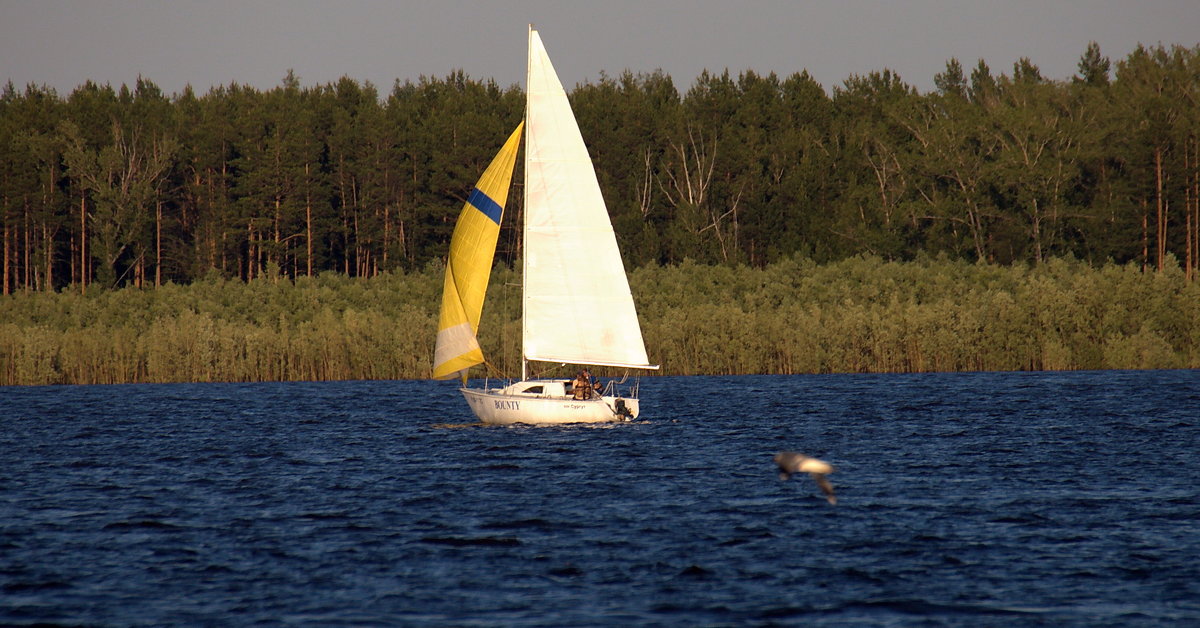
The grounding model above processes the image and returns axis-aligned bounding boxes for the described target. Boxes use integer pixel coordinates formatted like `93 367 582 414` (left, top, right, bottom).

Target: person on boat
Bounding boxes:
572 370 593 400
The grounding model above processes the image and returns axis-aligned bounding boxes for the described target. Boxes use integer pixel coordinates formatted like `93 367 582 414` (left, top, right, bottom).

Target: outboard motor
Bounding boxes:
615 398 633 421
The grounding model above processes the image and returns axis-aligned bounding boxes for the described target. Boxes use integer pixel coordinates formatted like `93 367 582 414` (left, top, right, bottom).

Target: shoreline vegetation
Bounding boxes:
5 45 1200 387
2 256 1197 387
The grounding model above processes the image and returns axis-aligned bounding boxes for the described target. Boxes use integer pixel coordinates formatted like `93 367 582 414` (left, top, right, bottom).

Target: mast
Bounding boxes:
521 24 533 382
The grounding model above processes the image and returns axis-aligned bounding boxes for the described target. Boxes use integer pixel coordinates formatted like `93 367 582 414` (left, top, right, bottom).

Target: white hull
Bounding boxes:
461 379 639 425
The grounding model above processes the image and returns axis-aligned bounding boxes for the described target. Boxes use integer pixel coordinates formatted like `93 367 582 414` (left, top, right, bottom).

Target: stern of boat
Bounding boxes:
605 395 639 420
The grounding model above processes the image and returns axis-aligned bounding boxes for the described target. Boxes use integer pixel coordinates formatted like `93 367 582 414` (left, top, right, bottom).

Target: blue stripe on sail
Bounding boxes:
468 188 503 225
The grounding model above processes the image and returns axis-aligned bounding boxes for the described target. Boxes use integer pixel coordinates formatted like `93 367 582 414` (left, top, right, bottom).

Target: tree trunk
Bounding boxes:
1031 198 1043 264
3 221 9 295
1155 146 1165 271
23 200 31 291
1193 138 1200 281
382 167 391 268
1141 198 1149 272
246 222 255 281
80 193 87 293
305 162 313 277
354 211 362 277
273 196 281 272
1187 140 1194 281
155 200 162 287
213 167 222 273
382 202 390 268
43 222 53 291
342 215 350 275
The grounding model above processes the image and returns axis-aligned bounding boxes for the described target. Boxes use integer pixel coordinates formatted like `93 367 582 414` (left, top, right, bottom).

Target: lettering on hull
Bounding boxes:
494 400 520 410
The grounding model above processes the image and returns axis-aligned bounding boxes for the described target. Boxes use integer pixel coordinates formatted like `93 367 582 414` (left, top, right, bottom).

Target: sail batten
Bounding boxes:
522 28 654 370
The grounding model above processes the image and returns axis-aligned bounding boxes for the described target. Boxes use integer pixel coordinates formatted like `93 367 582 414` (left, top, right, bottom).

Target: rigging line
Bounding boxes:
482 357 508 380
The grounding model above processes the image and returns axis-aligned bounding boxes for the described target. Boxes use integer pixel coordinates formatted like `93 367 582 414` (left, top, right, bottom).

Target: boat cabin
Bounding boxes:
502 379 571 398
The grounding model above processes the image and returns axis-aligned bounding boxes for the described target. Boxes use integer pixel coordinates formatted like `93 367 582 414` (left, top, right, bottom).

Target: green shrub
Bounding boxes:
2 257 1197 385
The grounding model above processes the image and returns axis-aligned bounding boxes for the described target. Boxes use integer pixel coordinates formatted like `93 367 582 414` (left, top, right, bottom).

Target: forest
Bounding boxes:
1 42 1198 293
2 42 1200 384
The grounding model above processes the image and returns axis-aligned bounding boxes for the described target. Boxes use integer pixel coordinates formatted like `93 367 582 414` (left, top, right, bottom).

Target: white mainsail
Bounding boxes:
522 28 653 370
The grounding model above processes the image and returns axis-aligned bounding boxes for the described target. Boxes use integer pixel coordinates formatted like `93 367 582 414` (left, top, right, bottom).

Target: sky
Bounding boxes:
3 0 1199 98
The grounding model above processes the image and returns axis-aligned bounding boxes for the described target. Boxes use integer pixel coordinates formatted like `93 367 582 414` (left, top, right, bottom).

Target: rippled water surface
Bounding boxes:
3 371 1199 626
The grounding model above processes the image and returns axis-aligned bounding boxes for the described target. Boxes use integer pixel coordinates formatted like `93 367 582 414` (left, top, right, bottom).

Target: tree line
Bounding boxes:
1 42 1199 295
2 255 1196 386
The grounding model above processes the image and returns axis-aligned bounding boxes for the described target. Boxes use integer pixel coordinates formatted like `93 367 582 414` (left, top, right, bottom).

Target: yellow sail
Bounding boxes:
432 123 524 380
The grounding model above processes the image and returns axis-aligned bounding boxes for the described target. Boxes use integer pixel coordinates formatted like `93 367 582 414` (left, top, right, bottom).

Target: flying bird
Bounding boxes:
775 451 837 504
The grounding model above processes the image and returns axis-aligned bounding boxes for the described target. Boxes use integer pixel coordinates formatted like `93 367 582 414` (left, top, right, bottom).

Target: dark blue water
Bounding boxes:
2 371 1198 626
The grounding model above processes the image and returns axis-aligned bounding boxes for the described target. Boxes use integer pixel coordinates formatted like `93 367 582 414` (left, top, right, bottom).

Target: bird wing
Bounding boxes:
811 473 837 505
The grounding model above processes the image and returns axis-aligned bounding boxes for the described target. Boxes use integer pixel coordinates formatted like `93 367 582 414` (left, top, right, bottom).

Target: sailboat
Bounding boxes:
432 26 657 425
